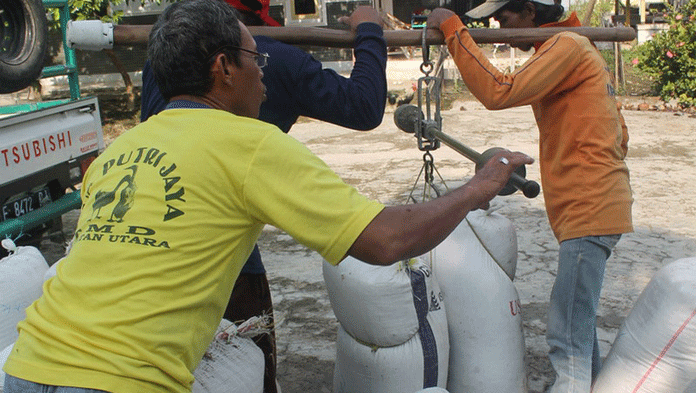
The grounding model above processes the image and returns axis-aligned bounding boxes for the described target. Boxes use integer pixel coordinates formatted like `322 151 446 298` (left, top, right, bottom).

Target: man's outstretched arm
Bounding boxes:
348 150 534 265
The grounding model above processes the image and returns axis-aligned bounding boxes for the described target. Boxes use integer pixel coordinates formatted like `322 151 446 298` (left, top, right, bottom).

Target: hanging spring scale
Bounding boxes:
411 27 447 201
415 27 442 153
396 28 541 199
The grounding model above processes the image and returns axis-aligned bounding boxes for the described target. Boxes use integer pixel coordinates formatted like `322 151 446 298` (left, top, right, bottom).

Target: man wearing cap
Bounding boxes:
139 2 386 392
427 3 633 392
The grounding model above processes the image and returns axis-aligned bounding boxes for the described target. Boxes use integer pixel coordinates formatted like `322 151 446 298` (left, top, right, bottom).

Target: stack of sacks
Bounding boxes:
0 240 50 393
1 319 264 393
0 240 49 349
429 209 527 393
192 319 265 393
323 257 449 392
1 241 265 393
592 257 696 393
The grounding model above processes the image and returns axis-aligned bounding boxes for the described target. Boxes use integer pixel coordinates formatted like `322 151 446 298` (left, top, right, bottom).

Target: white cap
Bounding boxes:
465 0 556 19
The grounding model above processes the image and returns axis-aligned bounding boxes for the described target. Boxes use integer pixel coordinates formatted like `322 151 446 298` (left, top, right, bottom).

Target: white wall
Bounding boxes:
636 23 669 43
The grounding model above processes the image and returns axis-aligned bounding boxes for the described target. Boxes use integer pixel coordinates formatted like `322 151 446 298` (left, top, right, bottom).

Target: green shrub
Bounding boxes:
631 0 696 108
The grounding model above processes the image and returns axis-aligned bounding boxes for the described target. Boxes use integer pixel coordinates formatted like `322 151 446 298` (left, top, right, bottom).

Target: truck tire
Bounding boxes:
0 0 48 94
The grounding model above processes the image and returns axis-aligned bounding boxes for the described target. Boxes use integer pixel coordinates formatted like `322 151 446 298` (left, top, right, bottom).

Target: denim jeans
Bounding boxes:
546 234 622 393
3 374 109 393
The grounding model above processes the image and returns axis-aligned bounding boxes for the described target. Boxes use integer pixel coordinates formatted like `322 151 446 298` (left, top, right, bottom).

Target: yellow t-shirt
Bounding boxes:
4 108 384 392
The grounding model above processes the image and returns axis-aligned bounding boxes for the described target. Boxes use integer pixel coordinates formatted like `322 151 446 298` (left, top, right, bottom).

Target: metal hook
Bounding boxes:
422 152 441 198
420 27 432 76
423 152 435 185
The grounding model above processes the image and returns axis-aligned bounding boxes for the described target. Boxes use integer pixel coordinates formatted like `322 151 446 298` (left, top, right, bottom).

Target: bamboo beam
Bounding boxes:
112 24 637 48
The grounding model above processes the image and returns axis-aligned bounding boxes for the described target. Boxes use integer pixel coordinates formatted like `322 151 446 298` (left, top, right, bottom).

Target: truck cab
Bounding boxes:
0 0 104 253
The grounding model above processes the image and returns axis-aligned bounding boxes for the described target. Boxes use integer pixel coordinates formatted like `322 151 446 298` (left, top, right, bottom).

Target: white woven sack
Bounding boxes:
686 379 696 392
192 319 264 393
323 257 442 347
430 211 527 393
465 208 518 281
592 257 696 393
0 343 14 393
43 258 62 282
333 300 449 393
0 244 49 348
416 389 450 393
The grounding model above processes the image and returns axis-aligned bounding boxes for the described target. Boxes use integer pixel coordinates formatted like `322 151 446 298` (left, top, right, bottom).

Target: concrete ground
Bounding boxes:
255 99 696 392
12 54 695 392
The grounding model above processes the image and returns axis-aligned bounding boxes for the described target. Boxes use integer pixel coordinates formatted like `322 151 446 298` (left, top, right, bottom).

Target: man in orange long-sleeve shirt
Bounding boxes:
427 2 633 392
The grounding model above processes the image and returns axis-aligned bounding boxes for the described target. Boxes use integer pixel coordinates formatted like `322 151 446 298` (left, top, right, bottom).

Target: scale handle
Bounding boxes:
509 172 540 198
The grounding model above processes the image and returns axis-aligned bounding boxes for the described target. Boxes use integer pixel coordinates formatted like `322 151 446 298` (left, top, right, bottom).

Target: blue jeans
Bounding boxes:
3 374 108 393
546 234 621 393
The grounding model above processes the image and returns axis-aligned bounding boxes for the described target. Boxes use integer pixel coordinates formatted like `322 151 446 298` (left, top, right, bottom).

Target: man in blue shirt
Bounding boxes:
140 2 386 392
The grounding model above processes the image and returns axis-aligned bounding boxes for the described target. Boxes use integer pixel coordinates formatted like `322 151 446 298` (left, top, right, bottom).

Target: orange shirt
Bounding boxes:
440 13 632 241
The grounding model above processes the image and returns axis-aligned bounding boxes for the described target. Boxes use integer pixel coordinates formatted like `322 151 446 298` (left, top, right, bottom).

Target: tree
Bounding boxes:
567 0 615 27
632 0 696 108
48 0 169 111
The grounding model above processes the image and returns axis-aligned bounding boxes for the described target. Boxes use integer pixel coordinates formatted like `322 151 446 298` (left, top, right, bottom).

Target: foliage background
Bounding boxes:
629 0 696 108
567 0 696 108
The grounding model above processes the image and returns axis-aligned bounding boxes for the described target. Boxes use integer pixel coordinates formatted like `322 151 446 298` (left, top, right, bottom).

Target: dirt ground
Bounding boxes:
31 59 696 392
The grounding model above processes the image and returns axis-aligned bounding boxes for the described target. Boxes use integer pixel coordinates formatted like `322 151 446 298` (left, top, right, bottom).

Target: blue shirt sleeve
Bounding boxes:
258 22 387 132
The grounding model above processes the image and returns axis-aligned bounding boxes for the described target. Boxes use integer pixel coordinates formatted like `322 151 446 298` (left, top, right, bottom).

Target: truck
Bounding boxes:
0 0 105 255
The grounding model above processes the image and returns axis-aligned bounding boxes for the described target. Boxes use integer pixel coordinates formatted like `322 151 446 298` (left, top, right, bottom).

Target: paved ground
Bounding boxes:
22 56 696 392
259 99 696 392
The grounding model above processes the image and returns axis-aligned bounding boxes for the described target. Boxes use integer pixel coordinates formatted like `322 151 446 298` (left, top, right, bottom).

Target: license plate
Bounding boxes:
1 188 52 221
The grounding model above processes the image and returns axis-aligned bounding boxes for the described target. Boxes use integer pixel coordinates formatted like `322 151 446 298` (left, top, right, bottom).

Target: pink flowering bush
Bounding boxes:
632 0 696 108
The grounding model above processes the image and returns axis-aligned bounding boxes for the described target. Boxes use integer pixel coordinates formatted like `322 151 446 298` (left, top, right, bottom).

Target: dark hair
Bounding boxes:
147 0 243 100
497 0 565 25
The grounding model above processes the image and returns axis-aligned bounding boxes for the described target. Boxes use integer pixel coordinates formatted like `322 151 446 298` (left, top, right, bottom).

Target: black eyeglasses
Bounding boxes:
208 45 269 68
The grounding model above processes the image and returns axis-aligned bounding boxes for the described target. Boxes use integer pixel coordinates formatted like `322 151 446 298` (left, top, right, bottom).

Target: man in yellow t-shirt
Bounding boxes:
428 3 633 392
2 0 532 392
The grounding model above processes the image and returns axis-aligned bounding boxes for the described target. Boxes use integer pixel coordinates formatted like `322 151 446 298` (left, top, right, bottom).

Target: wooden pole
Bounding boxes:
112 24 637 48
614 41 620 91
614 0 621 90
625 0 632 27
